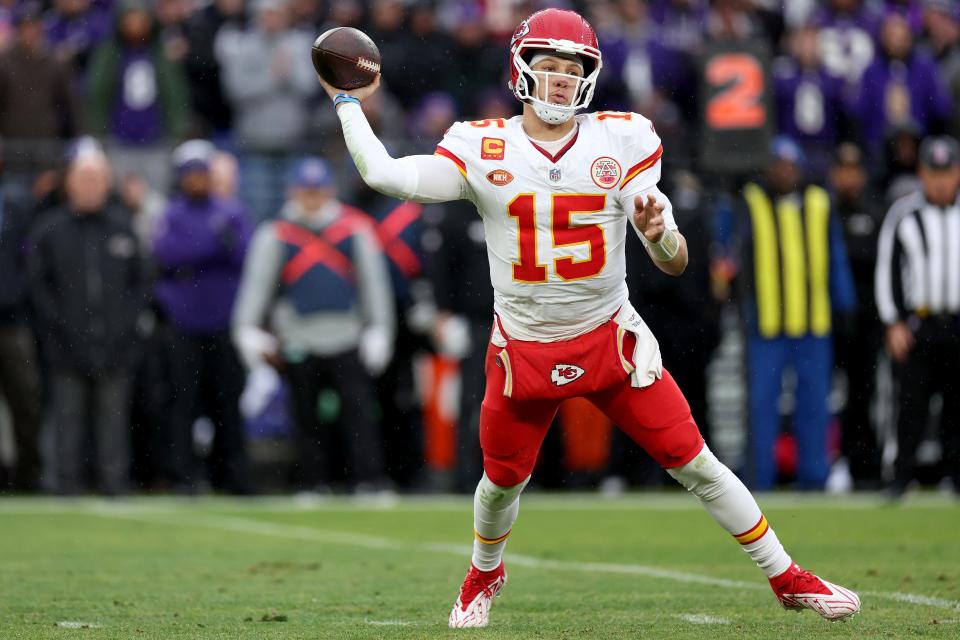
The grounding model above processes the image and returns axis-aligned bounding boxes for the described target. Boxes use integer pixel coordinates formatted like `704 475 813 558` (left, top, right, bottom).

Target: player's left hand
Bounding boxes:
317 72 382 103
633 194 665 243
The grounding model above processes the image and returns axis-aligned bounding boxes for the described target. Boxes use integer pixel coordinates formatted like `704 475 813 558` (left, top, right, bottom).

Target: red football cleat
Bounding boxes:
770 563 861 621
448 562 507 628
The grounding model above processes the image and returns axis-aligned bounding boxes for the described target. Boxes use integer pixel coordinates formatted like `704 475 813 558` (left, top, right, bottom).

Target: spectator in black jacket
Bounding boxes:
0 147 42 492
27 147 146 495
830 143 884 488
183 0 245 137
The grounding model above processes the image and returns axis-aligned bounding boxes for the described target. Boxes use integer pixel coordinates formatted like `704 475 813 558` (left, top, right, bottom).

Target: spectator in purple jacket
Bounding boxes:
152 139 253 494
883 0 925 35
854 13 953 157
811 0 882 88
774 25 851 180
44 0 113 76
648 0 708 57
86 0 190 190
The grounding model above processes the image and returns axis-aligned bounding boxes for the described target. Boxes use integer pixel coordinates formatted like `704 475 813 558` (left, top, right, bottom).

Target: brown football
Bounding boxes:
311 27 381 90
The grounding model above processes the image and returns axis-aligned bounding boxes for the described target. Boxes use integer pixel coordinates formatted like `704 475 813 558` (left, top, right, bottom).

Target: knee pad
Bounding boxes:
667 445 730 501
482 456 535 488
475 472 529 511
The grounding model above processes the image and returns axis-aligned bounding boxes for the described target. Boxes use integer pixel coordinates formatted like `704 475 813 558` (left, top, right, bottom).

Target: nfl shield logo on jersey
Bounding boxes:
551 363 585 386
591 157 622 189
549 167 562 183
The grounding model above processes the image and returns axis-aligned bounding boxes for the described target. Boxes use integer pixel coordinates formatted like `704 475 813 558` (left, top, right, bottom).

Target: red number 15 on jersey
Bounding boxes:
508 193 607 283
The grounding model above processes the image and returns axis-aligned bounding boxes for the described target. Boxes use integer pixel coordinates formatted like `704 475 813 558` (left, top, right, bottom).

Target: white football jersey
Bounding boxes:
435 111 675 342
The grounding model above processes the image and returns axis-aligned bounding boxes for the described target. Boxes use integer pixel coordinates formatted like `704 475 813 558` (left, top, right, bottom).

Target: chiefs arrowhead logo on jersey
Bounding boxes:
591 156 622 189
486 169 514 186
551 363 585 386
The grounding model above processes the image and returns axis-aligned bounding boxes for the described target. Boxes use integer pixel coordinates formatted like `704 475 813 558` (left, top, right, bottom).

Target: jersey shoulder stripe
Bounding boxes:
435 145 467 177
434 119 511 175
621 144 663 189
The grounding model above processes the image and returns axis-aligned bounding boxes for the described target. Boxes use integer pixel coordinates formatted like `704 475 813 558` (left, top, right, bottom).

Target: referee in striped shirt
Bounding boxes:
875 135 960 497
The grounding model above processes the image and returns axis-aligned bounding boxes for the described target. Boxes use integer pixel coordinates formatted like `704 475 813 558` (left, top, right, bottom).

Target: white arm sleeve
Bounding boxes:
336 102 467 203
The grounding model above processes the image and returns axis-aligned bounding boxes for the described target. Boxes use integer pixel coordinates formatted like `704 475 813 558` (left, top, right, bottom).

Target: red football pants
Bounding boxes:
479 333 704 487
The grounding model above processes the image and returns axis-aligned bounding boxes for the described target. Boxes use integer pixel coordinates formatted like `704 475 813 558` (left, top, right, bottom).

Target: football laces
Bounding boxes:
356 57 380 73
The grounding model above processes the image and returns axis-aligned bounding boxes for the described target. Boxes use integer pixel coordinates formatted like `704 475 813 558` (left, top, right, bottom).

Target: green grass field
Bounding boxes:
2 493 958 639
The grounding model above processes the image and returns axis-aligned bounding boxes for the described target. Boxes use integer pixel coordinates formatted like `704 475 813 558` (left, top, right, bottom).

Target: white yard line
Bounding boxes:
55 621 102 629
87 507 960 613
677 613 731 624
0 492 956 514
365 620 414 626
873 592 960 610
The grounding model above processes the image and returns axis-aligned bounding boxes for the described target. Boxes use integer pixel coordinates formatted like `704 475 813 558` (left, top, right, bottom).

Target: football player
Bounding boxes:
318 8 861 629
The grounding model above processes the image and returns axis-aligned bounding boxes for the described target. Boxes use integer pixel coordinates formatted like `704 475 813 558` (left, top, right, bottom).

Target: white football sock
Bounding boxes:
668 446 792 578
471 473 529 571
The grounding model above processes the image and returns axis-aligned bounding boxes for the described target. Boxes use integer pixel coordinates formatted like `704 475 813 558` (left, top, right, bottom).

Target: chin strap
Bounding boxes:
532 102 575 124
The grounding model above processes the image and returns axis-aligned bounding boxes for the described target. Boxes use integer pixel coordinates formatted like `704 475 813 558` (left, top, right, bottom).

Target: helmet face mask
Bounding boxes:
508 10 602 125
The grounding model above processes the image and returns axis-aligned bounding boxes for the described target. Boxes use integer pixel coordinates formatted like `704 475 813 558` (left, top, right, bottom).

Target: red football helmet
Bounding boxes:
508 9 602 124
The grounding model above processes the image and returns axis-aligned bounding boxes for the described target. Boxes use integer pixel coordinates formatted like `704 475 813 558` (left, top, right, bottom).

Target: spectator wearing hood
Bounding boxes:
86 0 190 190
152 139 253 494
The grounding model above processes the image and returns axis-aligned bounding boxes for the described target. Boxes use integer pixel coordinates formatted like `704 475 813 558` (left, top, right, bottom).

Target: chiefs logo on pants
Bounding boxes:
551 364 585 386
480 319 704 487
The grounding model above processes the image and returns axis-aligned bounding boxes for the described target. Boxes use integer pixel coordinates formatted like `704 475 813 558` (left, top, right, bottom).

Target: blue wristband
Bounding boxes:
333 93 361 107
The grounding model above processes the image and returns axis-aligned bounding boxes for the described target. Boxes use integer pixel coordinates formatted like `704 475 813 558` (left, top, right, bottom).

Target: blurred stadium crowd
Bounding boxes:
1 0 959 497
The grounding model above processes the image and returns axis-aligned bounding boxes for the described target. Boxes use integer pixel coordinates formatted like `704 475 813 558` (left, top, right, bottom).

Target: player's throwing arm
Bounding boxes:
312 28 466 204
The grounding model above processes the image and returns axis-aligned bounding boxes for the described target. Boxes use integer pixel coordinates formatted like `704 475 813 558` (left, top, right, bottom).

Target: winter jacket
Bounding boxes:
86 9 190 142
232 200 394 358
0 43 81 173
218 28 317 151
27 204 146 374
152 194 251 335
